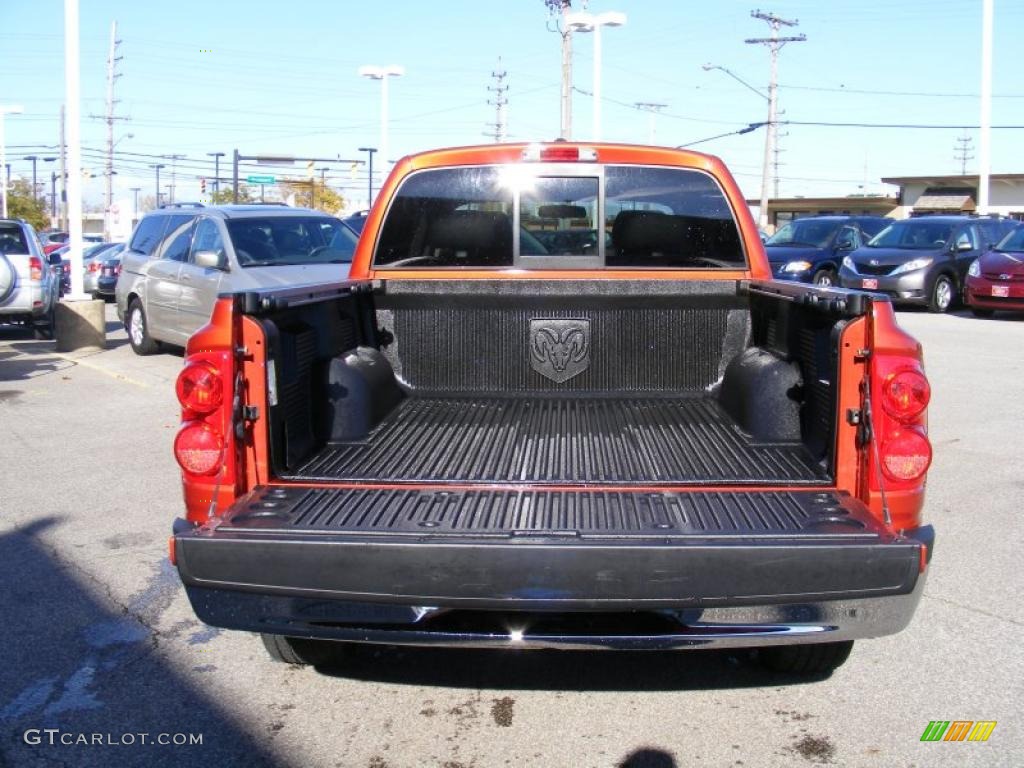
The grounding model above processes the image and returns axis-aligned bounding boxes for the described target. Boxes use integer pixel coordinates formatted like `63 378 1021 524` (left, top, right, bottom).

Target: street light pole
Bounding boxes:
978 0 993 214
566 11 627 141
207 151 225 194
0 104 25 218
359 65 404 172
358 147 377 208
130 186 140 222
24 155 39 200
150 163 165 208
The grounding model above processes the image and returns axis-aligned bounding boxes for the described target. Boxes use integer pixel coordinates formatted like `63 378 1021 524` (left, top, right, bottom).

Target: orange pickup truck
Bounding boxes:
170 143 933 675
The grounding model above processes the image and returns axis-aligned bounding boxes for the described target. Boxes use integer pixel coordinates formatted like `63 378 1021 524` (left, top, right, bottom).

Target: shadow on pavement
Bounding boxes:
313 641 833 692
0 519 282 768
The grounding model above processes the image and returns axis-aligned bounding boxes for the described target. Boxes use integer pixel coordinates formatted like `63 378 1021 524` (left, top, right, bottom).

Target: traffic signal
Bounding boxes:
200 177 207 194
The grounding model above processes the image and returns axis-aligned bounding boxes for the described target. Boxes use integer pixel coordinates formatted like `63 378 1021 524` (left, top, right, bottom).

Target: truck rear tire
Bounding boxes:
260 633 337 666
758 640 853 675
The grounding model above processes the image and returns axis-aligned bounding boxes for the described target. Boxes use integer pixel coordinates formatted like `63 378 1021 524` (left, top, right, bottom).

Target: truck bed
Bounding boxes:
285 394 828 485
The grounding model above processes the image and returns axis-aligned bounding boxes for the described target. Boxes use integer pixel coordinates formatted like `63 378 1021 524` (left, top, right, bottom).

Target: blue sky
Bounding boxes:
2 0 1022 208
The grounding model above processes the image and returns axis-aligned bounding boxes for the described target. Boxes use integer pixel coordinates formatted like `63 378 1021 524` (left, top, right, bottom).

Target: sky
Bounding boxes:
2 0 1023 211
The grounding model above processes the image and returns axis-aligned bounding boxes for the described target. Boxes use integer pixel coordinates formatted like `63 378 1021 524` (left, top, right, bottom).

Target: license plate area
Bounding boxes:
992 285 1010 298
862 279 879 289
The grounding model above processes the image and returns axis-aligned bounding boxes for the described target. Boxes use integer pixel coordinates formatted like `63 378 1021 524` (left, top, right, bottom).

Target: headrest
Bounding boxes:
429 210 512 251
611 210 690 255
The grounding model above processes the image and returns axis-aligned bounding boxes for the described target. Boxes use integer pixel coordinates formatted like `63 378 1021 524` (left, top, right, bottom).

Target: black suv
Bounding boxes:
838 215 1018 312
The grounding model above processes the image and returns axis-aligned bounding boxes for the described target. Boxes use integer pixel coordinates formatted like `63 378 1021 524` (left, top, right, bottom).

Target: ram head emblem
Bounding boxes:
529 319 591 383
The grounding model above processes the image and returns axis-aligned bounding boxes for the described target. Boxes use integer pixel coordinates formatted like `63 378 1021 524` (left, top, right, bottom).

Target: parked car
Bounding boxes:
116 204 358 355
0 218 60 338
838 215 1018 312
341 210 369 235
94 244 126 300
47 243 72 294
40 230 68 255
965 223 1024 317
81 242 123 296
766 215 889 286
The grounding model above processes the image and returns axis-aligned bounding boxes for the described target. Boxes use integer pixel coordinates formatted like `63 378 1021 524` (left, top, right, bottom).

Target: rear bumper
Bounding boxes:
174 487 932 649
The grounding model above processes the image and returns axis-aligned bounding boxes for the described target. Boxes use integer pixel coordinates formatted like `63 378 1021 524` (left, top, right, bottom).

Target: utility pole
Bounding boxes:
773 129 788 198
129 186 140 221
486 58 509 142
634 102 667 144
359 147 377 207
746 9 805 231
978 0 993 213
955 132 975 176
165 153 185 204
207 152 224 194
150 163 165 208
101 21 124 240
546 1 574 139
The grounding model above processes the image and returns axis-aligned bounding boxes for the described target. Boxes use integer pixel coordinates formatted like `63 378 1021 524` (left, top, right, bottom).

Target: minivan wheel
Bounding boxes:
812 268 837 287
758 640 854 675
928 275 955 313
126 299 159 355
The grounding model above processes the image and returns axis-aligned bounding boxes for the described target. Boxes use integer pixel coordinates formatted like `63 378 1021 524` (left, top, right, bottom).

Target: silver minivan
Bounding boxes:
116 204 357 354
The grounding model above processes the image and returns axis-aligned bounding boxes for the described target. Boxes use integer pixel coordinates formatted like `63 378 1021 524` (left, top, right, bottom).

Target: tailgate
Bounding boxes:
176 487 922 609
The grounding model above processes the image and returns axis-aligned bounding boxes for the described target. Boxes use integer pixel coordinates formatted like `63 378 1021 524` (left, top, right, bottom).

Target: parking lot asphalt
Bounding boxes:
1 304 1021 768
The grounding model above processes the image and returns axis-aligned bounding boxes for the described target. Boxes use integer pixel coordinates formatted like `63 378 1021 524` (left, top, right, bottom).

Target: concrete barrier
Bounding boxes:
56 299 107 352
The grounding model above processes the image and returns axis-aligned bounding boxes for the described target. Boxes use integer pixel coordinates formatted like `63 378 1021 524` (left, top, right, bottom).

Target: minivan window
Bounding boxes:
162 219 195 262
867 220 955 250
766 219 841 248
191 219 225 262
128 216 168 256
225 216 349 266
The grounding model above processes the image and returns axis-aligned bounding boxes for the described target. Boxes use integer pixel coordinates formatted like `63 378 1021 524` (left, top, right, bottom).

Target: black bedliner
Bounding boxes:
285 395 829 485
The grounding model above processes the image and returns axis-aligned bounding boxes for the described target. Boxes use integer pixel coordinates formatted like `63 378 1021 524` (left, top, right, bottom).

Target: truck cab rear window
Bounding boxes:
372 165 746 270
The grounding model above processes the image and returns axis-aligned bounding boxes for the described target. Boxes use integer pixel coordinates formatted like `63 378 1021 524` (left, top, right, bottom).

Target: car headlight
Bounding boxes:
782 260 813 273
842 256 856 272
968 258 981 278
891 257 933 275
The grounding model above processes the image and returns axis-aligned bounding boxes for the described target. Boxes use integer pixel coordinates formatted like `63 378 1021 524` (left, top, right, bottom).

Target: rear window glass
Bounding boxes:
129 216 168 256
604 166 745 268
373 164 745 269
0 223 29 255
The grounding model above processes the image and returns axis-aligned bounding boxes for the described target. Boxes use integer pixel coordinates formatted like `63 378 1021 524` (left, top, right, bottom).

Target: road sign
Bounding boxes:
246 174 276 184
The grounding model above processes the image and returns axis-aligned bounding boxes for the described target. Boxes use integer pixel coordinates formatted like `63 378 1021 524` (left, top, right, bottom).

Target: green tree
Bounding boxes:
278 179 345 214
208 186 255 205
5 179 49 230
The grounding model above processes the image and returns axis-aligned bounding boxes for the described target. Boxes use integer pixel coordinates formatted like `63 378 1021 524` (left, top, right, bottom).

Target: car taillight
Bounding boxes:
29 256 42 280
88 261 100 273
882 368 930 422
176 363 224 414
115 264 121 276
174 422 224 476
881 428 932 481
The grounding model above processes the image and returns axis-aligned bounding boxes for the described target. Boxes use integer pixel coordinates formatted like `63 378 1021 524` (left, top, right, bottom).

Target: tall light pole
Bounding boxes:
130 186 140 221
150 163 165 208
0 105 24 218
358 147 377 208
358 65 404 173
567 10 627 141
978 0 993 214
24 155 39 200
207 151 225 194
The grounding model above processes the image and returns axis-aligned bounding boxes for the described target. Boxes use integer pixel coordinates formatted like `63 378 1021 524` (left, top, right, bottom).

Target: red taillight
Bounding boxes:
882 368 930 422
176 363 224 414
88 261 100 273
115 264 122 276
29 256 42 280
880 428 932 481
174 422 225 475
